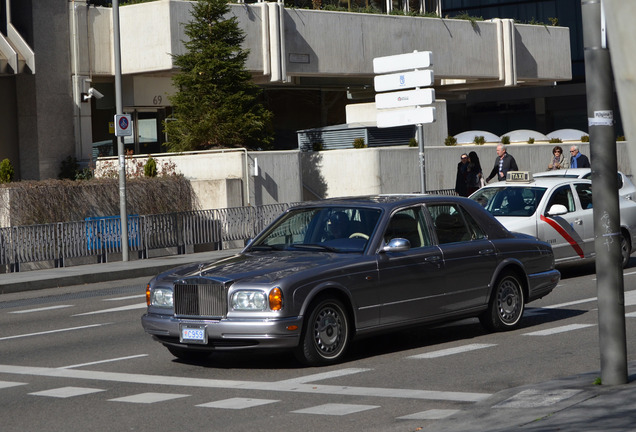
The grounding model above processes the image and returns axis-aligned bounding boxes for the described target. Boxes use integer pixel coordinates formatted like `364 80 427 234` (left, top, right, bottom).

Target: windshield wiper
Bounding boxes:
249 244 284 251
289 243 339 252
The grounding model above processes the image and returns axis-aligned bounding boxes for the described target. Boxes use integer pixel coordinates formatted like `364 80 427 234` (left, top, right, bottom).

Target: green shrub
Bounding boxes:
58 156 79 180
353 137 367 149
473 135 486 145
444 136 457 146
0 158 15 183
549 137 563 143
501 135 510 144
144 157 158 177
581 135 589 142
408 138 418 147
527 137 535 144
617 135 626 141
312 142 323 151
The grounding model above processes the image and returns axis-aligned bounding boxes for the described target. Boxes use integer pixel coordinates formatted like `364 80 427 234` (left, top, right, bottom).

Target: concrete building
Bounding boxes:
0 0 571 181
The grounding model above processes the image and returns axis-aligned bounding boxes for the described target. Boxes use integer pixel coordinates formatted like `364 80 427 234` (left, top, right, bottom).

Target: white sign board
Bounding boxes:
373 51 432 74
374 69 434 93
115 114 133 137
375 88 435 109
376 106 436 128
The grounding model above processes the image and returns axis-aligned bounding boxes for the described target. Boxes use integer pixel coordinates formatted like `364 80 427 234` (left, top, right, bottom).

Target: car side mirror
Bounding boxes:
381 238 411 253
547 204 568 216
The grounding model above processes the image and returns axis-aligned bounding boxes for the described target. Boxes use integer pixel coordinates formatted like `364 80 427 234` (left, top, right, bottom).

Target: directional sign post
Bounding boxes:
373 50 435 193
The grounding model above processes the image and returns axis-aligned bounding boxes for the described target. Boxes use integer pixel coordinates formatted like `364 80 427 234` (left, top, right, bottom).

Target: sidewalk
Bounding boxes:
426 364 636 432
1 249 635 431
0 249 241 294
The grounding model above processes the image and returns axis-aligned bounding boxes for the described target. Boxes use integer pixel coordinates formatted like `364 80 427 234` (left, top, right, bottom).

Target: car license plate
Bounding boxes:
180 325 207 344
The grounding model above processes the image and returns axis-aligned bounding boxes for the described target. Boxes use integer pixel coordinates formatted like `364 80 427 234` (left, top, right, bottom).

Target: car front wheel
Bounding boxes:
296 296 350 366
480 272 525 332
621 231 631 268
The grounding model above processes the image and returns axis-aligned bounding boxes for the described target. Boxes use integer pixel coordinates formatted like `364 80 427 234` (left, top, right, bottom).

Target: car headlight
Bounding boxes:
150 287 174 307
231 290 268 311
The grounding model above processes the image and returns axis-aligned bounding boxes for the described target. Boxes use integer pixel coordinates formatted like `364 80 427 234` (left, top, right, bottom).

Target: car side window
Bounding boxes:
427 204 473 244
575 183 593 209
546 185 575 213
384 207 431 248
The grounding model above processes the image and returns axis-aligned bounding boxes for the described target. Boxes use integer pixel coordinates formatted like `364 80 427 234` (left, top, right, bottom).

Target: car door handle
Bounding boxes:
479 249 495 255
425 255 441 262
574 219 583 225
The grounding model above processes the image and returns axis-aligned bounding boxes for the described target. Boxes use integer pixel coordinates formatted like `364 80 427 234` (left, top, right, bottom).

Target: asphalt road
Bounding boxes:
0 264 635 432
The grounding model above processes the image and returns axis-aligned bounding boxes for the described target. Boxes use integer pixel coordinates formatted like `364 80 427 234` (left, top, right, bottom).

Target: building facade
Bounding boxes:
1 0 571 180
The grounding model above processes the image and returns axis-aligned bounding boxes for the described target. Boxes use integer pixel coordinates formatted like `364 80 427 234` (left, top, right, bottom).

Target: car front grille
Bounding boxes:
173 282 227 318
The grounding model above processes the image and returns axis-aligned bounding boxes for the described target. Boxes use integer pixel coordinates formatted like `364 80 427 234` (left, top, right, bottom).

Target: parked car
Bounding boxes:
142 195 560 366
470 173 636 267
533 168 636 201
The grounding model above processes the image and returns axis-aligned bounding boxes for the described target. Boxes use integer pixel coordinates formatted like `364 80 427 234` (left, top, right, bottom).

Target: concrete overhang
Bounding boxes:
86 1 571 95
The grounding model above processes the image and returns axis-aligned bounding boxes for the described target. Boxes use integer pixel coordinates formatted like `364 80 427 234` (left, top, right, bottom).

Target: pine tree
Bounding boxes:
164 0 274 152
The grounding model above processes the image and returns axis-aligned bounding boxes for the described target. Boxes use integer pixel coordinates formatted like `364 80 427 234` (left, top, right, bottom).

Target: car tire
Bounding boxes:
166 345 210 362
480 271 525 332
621 231 631 268
295 296 350 366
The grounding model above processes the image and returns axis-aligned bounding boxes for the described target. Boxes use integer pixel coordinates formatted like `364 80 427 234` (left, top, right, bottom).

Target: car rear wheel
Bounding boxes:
621 231 631 268
296 296 350 366
480 272 525 332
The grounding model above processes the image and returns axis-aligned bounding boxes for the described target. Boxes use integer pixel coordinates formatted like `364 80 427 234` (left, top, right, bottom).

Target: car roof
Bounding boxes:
478 177 592 189
533 168 591 178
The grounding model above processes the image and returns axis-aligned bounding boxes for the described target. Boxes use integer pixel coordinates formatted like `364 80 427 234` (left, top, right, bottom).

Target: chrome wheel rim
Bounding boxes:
497 278 522 325
312 304 345 358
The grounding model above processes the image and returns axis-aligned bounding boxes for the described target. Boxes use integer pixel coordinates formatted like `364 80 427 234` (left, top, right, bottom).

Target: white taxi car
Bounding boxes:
470 172 636 267
533 168 636 201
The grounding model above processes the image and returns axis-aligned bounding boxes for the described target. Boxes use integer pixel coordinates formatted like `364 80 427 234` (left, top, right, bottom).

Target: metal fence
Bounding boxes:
0 203 297 272
0 191 458 273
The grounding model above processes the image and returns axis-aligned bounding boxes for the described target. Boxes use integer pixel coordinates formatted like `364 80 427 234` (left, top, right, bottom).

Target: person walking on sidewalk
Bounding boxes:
569 145 591 168
486 144 518 183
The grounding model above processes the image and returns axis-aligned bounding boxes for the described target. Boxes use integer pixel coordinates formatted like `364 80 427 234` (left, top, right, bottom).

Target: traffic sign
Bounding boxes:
373 51 432 74
375 88 435 109
376 106 436 128
115 114 133 137
374 69 434 93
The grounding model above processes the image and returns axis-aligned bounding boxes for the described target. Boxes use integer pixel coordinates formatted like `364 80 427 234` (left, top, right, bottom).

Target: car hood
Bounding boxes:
154 251 360 285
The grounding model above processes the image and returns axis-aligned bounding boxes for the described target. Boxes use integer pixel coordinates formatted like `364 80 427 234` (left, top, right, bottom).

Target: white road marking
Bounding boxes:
109 392 189 404
0 364 491 402
0 380 26 389
30 386 105 398
197 397 279 409
72 303 146 316
408 343 496 359
626 311 636 318
541 298 597 309
9 305 73 314
58 354 149 370
277 368 371 384
494 389 582 408
0 323 111 341
523 323 595 336
104 295 145 302
292 403 379 416
398 409 460 420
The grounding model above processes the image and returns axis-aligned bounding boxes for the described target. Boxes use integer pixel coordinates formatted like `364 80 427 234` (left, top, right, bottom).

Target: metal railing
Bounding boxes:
0 190 458 273
0 203 297 272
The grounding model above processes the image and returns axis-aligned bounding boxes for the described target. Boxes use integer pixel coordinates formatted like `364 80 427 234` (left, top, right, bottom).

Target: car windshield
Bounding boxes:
249 206 382 253
471 186 547 217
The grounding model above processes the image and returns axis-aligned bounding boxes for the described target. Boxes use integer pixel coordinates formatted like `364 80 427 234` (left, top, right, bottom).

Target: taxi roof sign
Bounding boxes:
506 171 533 183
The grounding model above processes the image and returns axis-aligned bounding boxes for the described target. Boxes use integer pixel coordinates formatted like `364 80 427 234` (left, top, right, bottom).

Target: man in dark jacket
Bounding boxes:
569 145 591 168
486 144 518 182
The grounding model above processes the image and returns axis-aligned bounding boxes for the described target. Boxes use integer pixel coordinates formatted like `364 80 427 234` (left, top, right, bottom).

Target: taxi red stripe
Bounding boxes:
540 215 585 258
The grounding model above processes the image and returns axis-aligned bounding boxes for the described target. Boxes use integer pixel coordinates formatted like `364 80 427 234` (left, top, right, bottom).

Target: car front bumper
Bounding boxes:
141 313 303 351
